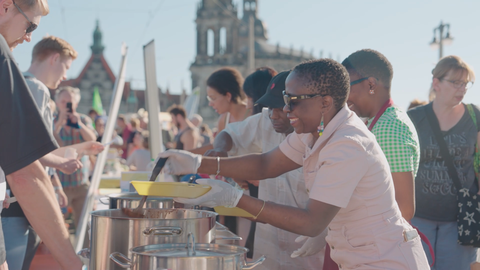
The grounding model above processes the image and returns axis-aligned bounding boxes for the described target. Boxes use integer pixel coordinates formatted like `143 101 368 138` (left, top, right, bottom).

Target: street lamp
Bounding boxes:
430 21 453 60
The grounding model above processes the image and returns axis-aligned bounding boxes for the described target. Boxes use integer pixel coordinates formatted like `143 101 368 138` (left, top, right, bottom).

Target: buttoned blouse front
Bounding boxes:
279 105 400 229
279 106 430 269
225 109 320 270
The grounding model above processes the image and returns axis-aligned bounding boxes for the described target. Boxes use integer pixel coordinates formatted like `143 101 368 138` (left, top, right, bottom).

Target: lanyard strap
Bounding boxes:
368 98 394 131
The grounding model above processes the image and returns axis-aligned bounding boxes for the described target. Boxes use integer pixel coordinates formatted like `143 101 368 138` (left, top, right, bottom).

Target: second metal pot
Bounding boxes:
89 209 217 270
110 233 265 270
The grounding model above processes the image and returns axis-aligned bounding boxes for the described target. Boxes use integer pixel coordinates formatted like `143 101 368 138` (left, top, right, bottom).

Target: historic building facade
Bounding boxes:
190 0 315 121
59 21 181 115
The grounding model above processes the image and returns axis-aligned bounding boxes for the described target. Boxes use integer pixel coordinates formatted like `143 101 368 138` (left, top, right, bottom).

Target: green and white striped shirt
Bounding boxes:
367 106 420 175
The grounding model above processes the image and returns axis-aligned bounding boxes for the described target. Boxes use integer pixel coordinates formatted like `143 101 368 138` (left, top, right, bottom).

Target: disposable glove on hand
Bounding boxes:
174 178 243 208
291 228 328 258
158 149 202 175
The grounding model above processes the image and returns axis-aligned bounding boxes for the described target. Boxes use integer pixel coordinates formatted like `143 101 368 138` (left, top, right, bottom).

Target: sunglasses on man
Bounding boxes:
13 0 37 34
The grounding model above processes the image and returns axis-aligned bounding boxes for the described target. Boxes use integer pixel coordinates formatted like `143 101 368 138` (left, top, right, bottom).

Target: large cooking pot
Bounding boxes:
78 221 241 268
89 209 217 270
78 221 242 267
101 192 175 209
110 233 265 270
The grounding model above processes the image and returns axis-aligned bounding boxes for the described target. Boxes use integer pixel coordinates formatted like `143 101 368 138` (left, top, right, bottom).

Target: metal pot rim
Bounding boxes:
90 209 218 220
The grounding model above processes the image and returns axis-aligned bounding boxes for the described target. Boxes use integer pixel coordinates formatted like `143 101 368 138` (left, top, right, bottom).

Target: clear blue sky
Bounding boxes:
12 0 480 110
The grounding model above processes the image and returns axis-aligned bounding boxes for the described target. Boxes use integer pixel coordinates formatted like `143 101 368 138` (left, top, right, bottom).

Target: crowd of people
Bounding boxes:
159 52 478 270
0 0 478 270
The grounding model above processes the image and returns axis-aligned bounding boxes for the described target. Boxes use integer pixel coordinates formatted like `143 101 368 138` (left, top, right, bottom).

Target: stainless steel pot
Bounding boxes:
79 222 241 268
110 233 265 270
89 209 217 270
100 192 175 209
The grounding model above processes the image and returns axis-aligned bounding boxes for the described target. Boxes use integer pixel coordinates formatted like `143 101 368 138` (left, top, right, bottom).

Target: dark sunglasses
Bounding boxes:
282 90 323 111
13 1 37 34
350 77 369 86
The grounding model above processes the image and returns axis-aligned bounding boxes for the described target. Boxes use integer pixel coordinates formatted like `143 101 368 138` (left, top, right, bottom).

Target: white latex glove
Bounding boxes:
291 228 328 258
174 178 243 208
158 149 202 175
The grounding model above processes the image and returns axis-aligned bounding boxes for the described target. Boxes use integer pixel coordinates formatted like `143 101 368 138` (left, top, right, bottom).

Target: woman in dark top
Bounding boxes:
408 55 478 270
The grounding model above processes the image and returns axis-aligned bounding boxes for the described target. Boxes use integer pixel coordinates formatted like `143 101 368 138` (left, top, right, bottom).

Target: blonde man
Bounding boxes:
6 36 101 270
0 1 84 269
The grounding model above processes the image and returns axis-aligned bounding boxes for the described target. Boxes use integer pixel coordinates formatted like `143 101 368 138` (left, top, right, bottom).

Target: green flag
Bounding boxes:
92 86 104 115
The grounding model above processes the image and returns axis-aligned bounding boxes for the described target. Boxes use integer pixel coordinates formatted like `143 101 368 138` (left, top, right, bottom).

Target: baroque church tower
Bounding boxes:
190 0 314 122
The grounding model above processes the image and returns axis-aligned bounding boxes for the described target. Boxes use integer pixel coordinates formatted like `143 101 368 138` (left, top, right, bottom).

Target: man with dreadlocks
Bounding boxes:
157 59 429 269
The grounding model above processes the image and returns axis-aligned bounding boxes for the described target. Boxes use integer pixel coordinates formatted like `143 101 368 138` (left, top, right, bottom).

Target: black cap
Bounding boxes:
255 70 291 108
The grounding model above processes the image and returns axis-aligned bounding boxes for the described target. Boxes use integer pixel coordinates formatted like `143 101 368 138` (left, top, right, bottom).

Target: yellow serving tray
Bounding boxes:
99 179 120 189
214 206 254 218
131 181 211 198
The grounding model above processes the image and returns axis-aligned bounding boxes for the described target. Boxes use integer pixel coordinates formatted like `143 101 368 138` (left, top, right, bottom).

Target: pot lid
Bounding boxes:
91 209 217 219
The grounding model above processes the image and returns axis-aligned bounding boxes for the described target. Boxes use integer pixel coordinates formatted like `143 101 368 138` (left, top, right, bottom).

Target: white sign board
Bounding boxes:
74 44 128 252
144 40 164 158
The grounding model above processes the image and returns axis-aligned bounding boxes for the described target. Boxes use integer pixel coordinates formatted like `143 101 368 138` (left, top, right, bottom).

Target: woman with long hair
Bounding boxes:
206 67 250 133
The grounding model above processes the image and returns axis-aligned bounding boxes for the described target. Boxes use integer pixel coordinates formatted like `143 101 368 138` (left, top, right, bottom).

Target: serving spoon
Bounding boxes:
122 157 168 218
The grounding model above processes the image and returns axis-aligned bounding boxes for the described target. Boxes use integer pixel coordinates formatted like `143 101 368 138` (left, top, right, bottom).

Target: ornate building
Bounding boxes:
60 21 181 115
190 0 315 121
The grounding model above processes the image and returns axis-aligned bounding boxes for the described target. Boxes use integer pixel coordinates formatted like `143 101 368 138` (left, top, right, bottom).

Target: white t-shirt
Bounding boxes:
23 72 53 130
23 72 54 175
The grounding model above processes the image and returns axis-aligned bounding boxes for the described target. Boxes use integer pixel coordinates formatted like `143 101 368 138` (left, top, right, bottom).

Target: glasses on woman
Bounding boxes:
442 79 474 90
12 1 37 34
282 91 323 111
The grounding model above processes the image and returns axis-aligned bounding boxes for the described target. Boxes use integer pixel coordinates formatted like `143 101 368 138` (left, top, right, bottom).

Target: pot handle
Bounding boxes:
98 197 109 205
243 255 266 270
187 232 196 256
143 226 183 236
110 252 132 269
